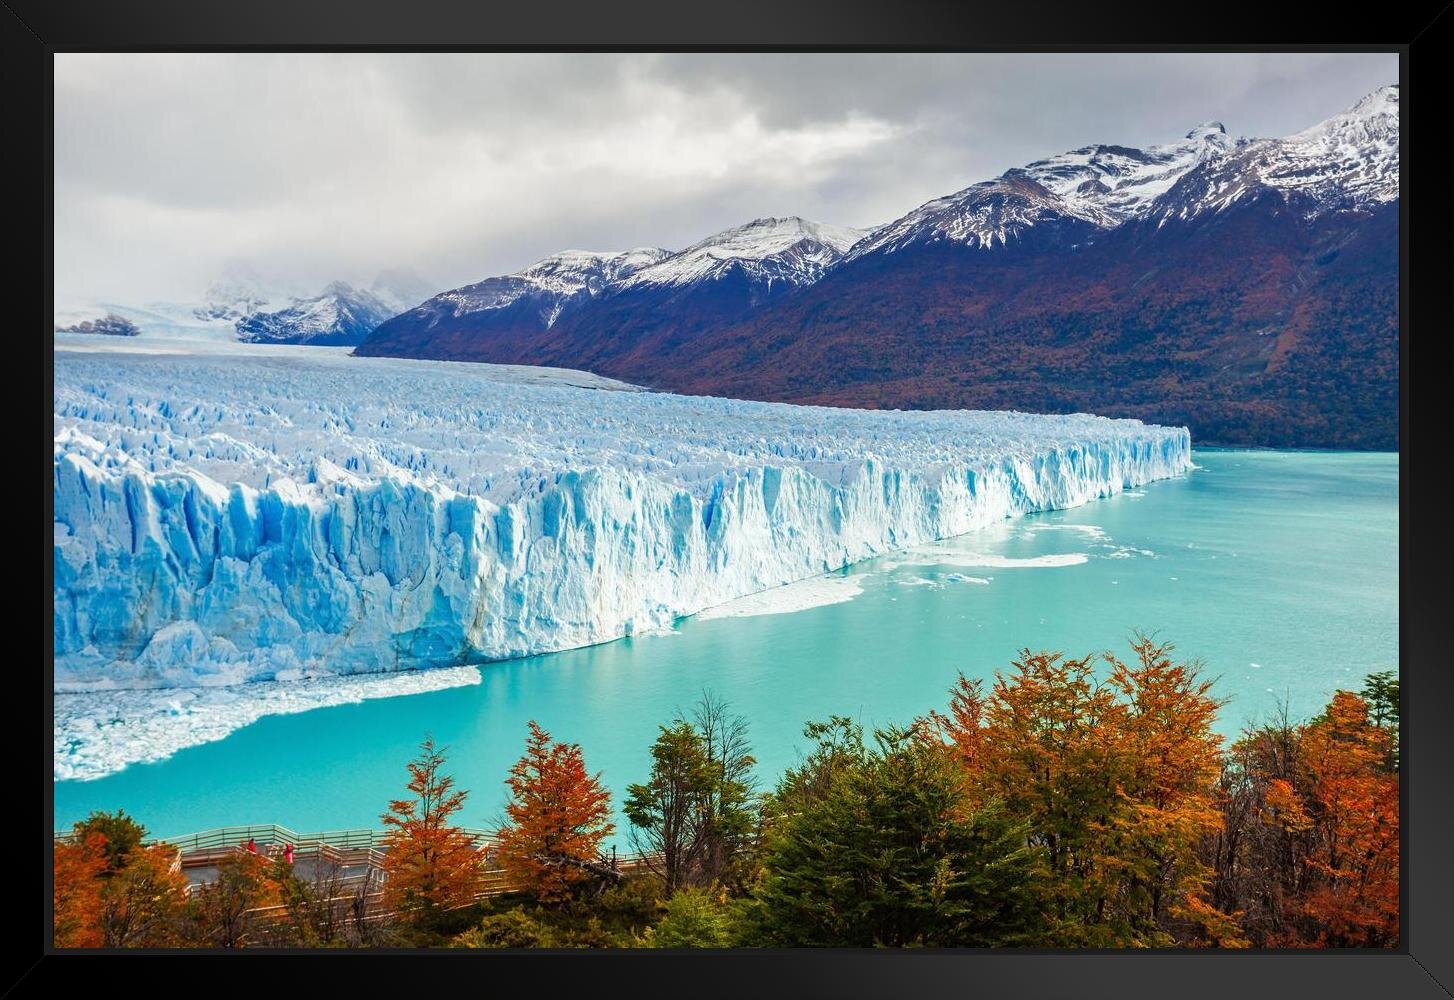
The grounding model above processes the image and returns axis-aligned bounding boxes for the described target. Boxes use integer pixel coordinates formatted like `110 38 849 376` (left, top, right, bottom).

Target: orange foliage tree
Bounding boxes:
1208 688 1398 947
185 850 285 947
380 736 483 923
1297 692 1400 945
53 832 108 948
1108 636 1241 946
97 843 191 947
496 720 614 903
931 635 1239 947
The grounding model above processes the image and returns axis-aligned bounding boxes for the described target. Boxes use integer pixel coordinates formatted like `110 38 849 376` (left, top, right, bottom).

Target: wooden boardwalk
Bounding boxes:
139 823 659 924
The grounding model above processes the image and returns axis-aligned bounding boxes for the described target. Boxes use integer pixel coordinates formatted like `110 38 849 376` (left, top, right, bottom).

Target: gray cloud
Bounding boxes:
53 52 1397 307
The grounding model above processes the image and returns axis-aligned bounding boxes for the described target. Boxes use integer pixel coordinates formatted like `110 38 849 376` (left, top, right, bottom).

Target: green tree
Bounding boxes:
754 722 1043 947
624 693 758 893
1360 670 1399 769
769 715 869 821
625 722 712 894
691 693 759 888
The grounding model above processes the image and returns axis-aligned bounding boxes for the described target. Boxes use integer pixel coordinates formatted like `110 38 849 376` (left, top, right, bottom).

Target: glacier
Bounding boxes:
54 340 1190 711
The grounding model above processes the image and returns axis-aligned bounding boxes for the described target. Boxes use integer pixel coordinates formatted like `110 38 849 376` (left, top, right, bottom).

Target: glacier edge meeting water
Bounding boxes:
54 347 1191 697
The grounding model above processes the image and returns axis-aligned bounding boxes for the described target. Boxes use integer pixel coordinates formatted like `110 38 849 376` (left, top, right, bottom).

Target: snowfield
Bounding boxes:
54 342 1191 775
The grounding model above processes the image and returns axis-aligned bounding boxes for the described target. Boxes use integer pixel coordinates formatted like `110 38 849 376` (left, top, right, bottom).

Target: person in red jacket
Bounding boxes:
246 837 257 854
284 842 294 865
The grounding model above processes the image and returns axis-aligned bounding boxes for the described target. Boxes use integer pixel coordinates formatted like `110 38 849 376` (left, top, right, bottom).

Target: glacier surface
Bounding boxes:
54 343 1191 698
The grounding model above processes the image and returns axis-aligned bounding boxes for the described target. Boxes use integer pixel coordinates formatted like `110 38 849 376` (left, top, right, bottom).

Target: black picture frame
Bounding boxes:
17 2 1453 997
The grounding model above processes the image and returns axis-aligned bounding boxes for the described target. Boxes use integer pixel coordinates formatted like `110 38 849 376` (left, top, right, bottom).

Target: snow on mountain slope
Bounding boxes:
846 174 1101 257
1151 85 1399 222
1271 85 1399 206
849 123 1237 258
235 281 396 346
617 217 867 290
54 345 1190 698
432 248 670 328
1013 122 1237 224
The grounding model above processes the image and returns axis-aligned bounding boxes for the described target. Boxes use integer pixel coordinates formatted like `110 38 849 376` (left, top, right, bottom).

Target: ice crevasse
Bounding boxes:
53 347 1193 692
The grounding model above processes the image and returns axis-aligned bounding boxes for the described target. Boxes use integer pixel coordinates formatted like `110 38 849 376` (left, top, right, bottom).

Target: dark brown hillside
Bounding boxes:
645 197 1397 449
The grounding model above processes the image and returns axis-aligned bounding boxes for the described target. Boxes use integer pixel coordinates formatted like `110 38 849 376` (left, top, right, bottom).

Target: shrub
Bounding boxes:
453 909 558 949
649 888 736 948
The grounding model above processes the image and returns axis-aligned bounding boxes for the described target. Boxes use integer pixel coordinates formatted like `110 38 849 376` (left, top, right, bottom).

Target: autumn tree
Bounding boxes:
56 810 185 949
73 809 147 873
1296 691 1399 946
1205 704 1306 942
929 638 1238 946
97 843 191 947
380 736 483 924
53 832 108 947
497 720 614 904
1206 683 1399 948
1107 635 1240 946
184 850 283 948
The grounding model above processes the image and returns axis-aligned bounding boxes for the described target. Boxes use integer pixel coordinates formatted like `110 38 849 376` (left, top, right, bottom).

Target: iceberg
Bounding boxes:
54 344 1192 694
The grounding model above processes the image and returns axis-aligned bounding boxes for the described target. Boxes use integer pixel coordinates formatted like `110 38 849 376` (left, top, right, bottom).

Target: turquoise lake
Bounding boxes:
53 449 1398 847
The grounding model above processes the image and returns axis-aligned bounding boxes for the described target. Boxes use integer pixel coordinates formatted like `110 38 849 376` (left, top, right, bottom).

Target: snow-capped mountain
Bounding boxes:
56 267 441 346
618 217 866 291
1011 121 1237 223
430 248 669 330
234 280 399 346
1150 84 1398 223
355 219 864 365
847 122 1238 258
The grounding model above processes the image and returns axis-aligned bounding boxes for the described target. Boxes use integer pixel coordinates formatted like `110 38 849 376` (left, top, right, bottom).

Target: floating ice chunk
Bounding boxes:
695 574 864 621
53 665 484 782
904 550 1090 569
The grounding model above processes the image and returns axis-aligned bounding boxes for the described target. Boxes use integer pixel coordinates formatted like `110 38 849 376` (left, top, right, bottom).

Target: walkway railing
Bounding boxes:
152 823 497 852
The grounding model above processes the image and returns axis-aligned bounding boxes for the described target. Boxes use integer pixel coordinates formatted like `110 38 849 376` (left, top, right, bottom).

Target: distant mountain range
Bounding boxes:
356 85 1399 448
200 267 438 345
57 266 439 346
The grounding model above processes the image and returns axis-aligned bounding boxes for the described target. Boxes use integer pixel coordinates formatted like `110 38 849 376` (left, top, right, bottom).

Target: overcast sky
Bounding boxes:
54 52 1397 307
